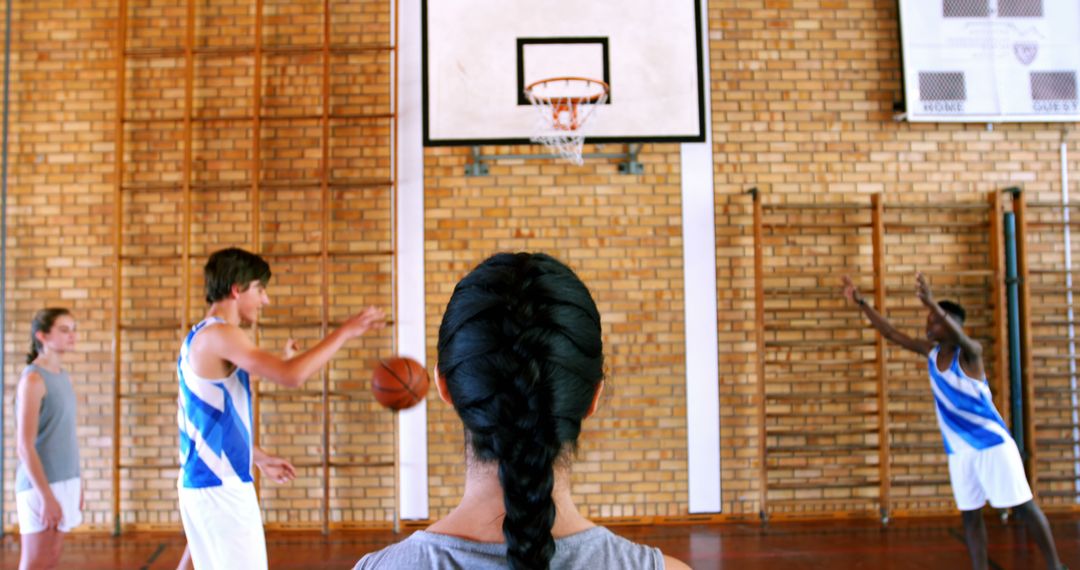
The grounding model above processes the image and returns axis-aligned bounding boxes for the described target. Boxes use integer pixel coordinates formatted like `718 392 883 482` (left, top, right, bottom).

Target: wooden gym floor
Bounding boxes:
0 513 1078 569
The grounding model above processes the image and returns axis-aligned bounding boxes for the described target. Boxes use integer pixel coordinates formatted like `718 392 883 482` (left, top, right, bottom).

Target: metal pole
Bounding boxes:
1059 142 1080 499
1004 212 1024 458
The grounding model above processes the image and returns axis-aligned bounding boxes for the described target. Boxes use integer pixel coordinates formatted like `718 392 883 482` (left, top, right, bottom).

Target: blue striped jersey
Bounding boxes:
927 345 1011 455
177 317 254 488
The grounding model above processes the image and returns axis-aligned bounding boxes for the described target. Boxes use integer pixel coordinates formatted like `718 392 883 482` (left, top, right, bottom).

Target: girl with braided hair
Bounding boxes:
355 252 689 569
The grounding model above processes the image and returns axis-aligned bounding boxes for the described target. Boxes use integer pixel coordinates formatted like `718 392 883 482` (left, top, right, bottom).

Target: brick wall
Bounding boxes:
4 0 1080 532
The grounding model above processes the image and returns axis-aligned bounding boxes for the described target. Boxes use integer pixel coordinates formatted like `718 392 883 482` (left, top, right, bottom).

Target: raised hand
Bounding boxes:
341 306 387 339
841 275 864 305
915 272 935 309
282 338 299 359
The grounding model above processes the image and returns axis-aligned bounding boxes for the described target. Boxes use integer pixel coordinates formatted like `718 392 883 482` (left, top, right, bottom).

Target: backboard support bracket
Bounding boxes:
464 143 643 177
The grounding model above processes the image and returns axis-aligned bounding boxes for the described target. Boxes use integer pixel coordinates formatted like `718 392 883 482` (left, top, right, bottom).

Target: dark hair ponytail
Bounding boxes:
27 307 72 364
437 253 604 570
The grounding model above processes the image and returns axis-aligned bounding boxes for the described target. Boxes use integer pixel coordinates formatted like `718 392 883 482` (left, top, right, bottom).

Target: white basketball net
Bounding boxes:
525 78 608 165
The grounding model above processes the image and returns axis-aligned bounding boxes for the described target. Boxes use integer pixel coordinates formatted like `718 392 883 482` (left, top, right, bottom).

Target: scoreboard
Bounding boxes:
899 0 1080 122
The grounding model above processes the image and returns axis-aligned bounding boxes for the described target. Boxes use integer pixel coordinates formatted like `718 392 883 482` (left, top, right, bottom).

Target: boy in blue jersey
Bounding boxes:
843 272 1065 570
177 248 385 570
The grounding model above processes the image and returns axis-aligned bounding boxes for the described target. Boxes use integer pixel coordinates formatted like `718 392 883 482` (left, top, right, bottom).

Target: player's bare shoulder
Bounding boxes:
188 321 245 379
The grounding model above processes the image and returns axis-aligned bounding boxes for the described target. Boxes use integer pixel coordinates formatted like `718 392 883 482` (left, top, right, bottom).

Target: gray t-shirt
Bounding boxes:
353 526 664 569
15 365 81 492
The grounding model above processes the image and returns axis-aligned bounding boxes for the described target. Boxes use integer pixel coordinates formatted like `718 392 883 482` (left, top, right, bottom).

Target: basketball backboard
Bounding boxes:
422 0 706 145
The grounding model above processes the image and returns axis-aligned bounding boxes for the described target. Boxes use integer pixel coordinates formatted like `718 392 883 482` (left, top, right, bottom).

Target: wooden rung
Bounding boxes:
328 113 396 121
118 464 177 470
764 376 878 385
1035 422 1080 430
1035 438 1080 446
890 478 950 486
126 43 395 59
888 203 990 211
1030 405 1080 415
119 254 179 262
1030 269 1080 275
763 287 844 296
766 497 879 505
1034 490 1080 498
766 427 879 435
884 221 989 228
327 178 395 188
122 182 182 191
767 480 880 490
260 113 394 123
258 389 349 400
1034 355 1080 362
888 442 943 451
1027 202 1080 209
765 358 878 366
1026 221 1080 228
258 179 322 188
761 203 867 211
760 270 873 279
119 393 175 402
884 284 990 293
1033 475 1080 483
766 391 878 400
767 444 879 453
765 339 876 348
326 250 395 259
285 462 327 469
888 390 935 398
257 321 326 329
1032 320 1080 327
328 461 395 469
1035 387 1080 395
763 222 872 229
888 427 941 434
1031 285 1080 293
265 43 394 54
124 115 262 124
1031 336 1080 343
1031 302 1080 309
259 251 323 259
763 306 873 314
120 322 182 331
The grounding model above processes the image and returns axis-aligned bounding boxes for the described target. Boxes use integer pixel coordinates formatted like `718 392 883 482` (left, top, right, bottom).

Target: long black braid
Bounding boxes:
437 253 604 570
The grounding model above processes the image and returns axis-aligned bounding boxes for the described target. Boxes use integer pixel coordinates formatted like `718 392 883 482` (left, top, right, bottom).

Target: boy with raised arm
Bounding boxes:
178 248 385 570
842 272 1064 570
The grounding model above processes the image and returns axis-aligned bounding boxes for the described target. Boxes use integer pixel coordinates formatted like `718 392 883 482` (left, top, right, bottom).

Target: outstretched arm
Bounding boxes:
842 275 934 356
201 306 386 388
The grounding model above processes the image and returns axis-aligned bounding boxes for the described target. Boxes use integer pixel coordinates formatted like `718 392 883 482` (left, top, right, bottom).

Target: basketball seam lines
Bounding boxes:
379 360 422 402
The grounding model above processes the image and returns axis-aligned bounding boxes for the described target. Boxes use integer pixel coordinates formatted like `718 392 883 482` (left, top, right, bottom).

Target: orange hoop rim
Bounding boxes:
524 77 610 104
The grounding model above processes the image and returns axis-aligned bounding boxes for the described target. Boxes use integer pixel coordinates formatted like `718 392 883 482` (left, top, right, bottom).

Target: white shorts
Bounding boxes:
179 478 267 570
948 439 1033 511
16 476 82 534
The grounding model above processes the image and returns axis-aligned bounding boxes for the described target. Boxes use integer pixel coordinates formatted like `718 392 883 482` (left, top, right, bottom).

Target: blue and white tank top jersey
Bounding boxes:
177 317 254 488
927 345 1011 455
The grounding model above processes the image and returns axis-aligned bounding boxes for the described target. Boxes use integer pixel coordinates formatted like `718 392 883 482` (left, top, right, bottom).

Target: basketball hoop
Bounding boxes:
524 77 609 165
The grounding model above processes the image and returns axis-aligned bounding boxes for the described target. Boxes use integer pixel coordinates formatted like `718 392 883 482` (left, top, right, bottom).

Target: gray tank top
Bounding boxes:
353 526 665 569
15 364 81 492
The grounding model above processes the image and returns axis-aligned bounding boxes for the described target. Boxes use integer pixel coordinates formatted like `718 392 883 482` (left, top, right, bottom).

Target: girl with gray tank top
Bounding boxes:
354 253 689 570
15 308 82 570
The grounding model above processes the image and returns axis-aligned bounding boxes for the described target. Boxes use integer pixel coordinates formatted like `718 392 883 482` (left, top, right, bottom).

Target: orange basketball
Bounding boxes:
371 356 430 410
